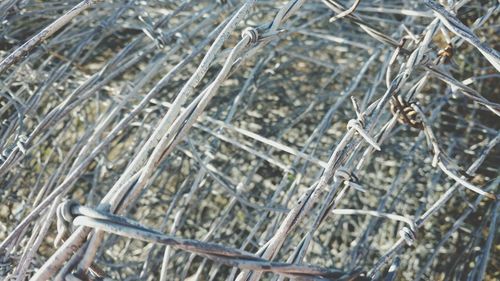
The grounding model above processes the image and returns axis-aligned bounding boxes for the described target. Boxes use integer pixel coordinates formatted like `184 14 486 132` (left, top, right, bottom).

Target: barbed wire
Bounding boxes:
0 0 498 280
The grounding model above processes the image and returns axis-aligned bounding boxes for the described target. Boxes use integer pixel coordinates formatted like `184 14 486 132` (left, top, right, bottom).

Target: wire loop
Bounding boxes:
55 200 79 247
399 227 417 246
241 27 259 44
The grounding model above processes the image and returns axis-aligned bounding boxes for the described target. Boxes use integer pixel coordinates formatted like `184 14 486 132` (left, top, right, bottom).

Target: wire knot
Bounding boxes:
0 148 10 163
333 168 354 183
390 96 423 130
399 226 417 246
174 32 187 45
241 27 259 44
347 119 381 151
333 168 365 192
55 199 79 247
16 134 28 154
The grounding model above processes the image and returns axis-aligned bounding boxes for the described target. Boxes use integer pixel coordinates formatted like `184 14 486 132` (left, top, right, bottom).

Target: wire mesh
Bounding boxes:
0 0 498 280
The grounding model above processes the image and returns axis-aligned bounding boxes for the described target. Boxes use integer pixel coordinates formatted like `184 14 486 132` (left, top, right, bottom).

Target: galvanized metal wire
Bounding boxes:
0 0 498 280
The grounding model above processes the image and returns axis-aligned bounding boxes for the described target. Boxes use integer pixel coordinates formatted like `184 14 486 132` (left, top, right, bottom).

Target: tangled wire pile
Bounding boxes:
0 0 498 280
